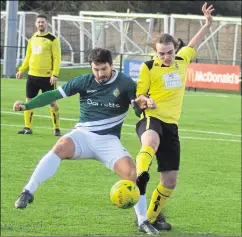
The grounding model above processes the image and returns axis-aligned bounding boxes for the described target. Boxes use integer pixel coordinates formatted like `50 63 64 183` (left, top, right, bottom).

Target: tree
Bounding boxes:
1 1 241 17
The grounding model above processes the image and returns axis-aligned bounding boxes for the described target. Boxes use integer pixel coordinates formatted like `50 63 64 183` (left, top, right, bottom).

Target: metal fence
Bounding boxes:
1 45 242 69
1 11 241 67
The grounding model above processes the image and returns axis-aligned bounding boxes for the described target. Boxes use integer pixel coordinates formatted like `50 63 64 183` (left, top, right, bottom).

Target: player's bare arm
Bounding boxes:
188 2 215 49
50 75 58 85
50 38 61 86
16 71 23 79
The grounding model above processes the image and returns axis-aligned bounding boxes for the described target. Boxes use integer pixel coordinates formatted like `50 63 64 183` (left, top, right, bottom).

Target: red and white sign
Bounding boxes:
185 63 241 91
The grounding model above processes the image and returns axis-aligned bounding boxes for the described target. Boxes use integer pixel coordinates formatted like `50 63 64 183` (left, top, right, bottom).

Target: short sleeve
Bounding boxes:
176 46 196 64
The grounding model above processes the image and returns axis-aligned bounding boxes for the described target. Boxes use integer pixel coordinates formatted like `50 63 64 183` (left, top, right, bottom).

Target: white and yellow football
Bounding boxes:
110 180 140 209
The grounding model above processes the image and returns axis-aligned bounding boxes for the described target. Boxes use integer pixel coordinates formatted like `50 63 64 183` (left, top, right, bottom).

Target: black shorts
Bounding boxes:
26 75 55 98
136 116 180 172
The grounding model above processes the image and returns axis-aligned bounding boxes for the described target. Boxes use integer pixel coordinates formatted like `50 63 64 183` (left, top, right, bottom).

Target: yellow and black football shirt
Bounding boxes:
136 46 196 124
19 32 61 77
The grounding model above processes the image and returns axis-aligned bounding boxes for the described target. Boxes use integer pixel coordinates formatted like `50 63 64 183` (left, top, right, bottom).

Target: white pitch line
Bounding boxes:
1 111 242 137
178 136 240 143
1 123 241 143
123 124 241 137
184 94 230 98
179 128 241 137
1 86 234 98
1 111 241 137
1 111 78 121
1 123 70 131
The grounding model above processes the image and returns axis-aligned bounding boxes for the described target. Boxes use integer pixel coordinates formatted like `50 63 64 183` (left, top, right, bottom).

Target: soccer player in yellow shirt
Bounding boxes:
16 14 61 136
133 2 215 232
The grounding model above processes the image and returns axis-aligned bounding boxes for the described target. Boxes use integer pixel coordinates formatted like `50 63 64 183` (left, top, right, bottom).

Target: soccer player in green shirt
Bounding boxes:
16 14 61 136
133 2 215 231
13 48 160 235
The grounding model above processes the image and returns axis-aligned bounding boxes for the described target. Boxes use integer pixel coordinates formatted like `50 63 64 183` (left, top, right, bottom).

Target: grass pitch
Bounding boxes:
1 78 241 236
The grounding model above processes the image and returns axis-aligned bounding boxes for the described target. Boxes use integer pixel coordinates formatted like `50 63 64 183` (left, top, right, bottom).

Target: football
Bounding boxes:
110 180 140 209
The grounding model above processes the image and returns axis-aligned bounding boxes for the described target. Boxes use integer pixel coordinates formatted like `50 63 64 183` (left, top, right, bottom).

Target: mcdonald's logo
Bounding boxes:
186 67 195 82
185 63 241 91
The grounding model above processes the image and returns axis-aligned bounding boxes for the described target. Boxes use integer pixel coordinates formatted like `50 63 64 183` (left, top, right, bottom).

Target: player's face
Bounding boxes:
91 62 113 84
156 42 176 66
35 17 47 33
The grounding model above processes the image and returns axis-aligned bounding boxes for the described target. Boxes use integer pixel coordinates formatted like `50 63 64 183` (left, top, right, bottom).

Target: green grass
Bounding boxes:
58 67 92 81
0 64 92 82
1 78 241 236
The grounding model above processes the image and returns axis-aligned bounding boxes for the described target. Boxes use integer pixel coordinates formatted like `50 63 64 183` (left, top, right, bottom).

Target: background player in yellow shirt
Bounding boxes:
133 2 215 232
16 14 61 136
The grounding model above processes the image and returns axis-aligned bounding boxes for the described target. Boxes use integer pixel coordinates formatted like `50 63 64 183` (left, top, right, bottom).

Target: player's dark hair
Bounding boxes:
88 48 113 66
36 14 47 21
176 38 186 53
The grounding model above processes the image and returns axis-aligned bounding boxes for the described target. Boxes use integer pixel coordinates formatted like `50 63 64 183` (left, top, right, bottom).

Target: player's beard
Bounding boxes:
98 77 110 84
38 26 46 33
98 71 113 84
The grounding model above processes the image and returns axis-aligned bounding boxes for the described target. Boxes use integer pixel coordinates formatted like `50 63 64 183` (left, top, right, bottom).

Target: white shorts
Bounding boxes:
62 127 132 170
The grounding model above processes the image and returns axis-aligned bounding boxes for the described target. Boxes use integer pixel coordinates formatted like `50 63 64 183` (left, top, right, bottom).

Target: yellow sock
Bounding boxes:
147 183 173 223
24 109 34 129
136 145 155 175
50 104 60 129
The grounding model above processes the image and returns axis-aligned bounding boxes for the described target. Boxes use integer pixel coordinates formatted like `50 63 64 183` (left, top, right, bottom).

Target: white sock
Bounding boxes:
134 194 148 226
24 151 61 194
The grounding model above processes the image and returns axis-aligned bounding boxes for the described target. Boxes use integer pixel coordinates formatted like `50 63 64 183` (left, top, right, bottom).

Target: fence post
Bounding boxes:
240 77 242 96
3 1 18 78
241 63 242 96
119 54 123 73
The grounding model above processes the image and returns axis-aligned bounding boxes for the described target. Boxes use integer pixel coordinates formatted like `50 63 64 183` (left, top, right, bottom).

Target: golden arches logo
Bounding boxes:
186 67 195 82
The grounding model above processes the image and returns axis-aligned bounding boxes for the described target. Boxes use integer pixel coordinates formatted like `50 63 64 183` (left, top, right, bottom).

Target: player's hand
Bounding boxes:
50 76 58 85
131 95 147 109
146 97 157 109
132 95 157 109
16 71 23 79
202 2 215 27
13 100 26 111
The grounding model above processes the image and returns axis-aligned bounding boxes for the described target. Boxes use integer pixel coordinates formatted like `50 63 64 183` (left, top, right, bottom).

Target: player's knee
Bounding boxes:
52 137 75 159
136 171 150 195
50 102 57 108
122 166 137 183
161 176 177 189
126 168 137 184
141 131 160 151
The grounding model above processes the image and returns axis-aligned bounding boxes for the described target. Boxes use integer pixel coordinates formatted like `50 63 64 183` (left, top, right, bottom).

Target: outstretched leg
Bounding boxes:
15 136 75 208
